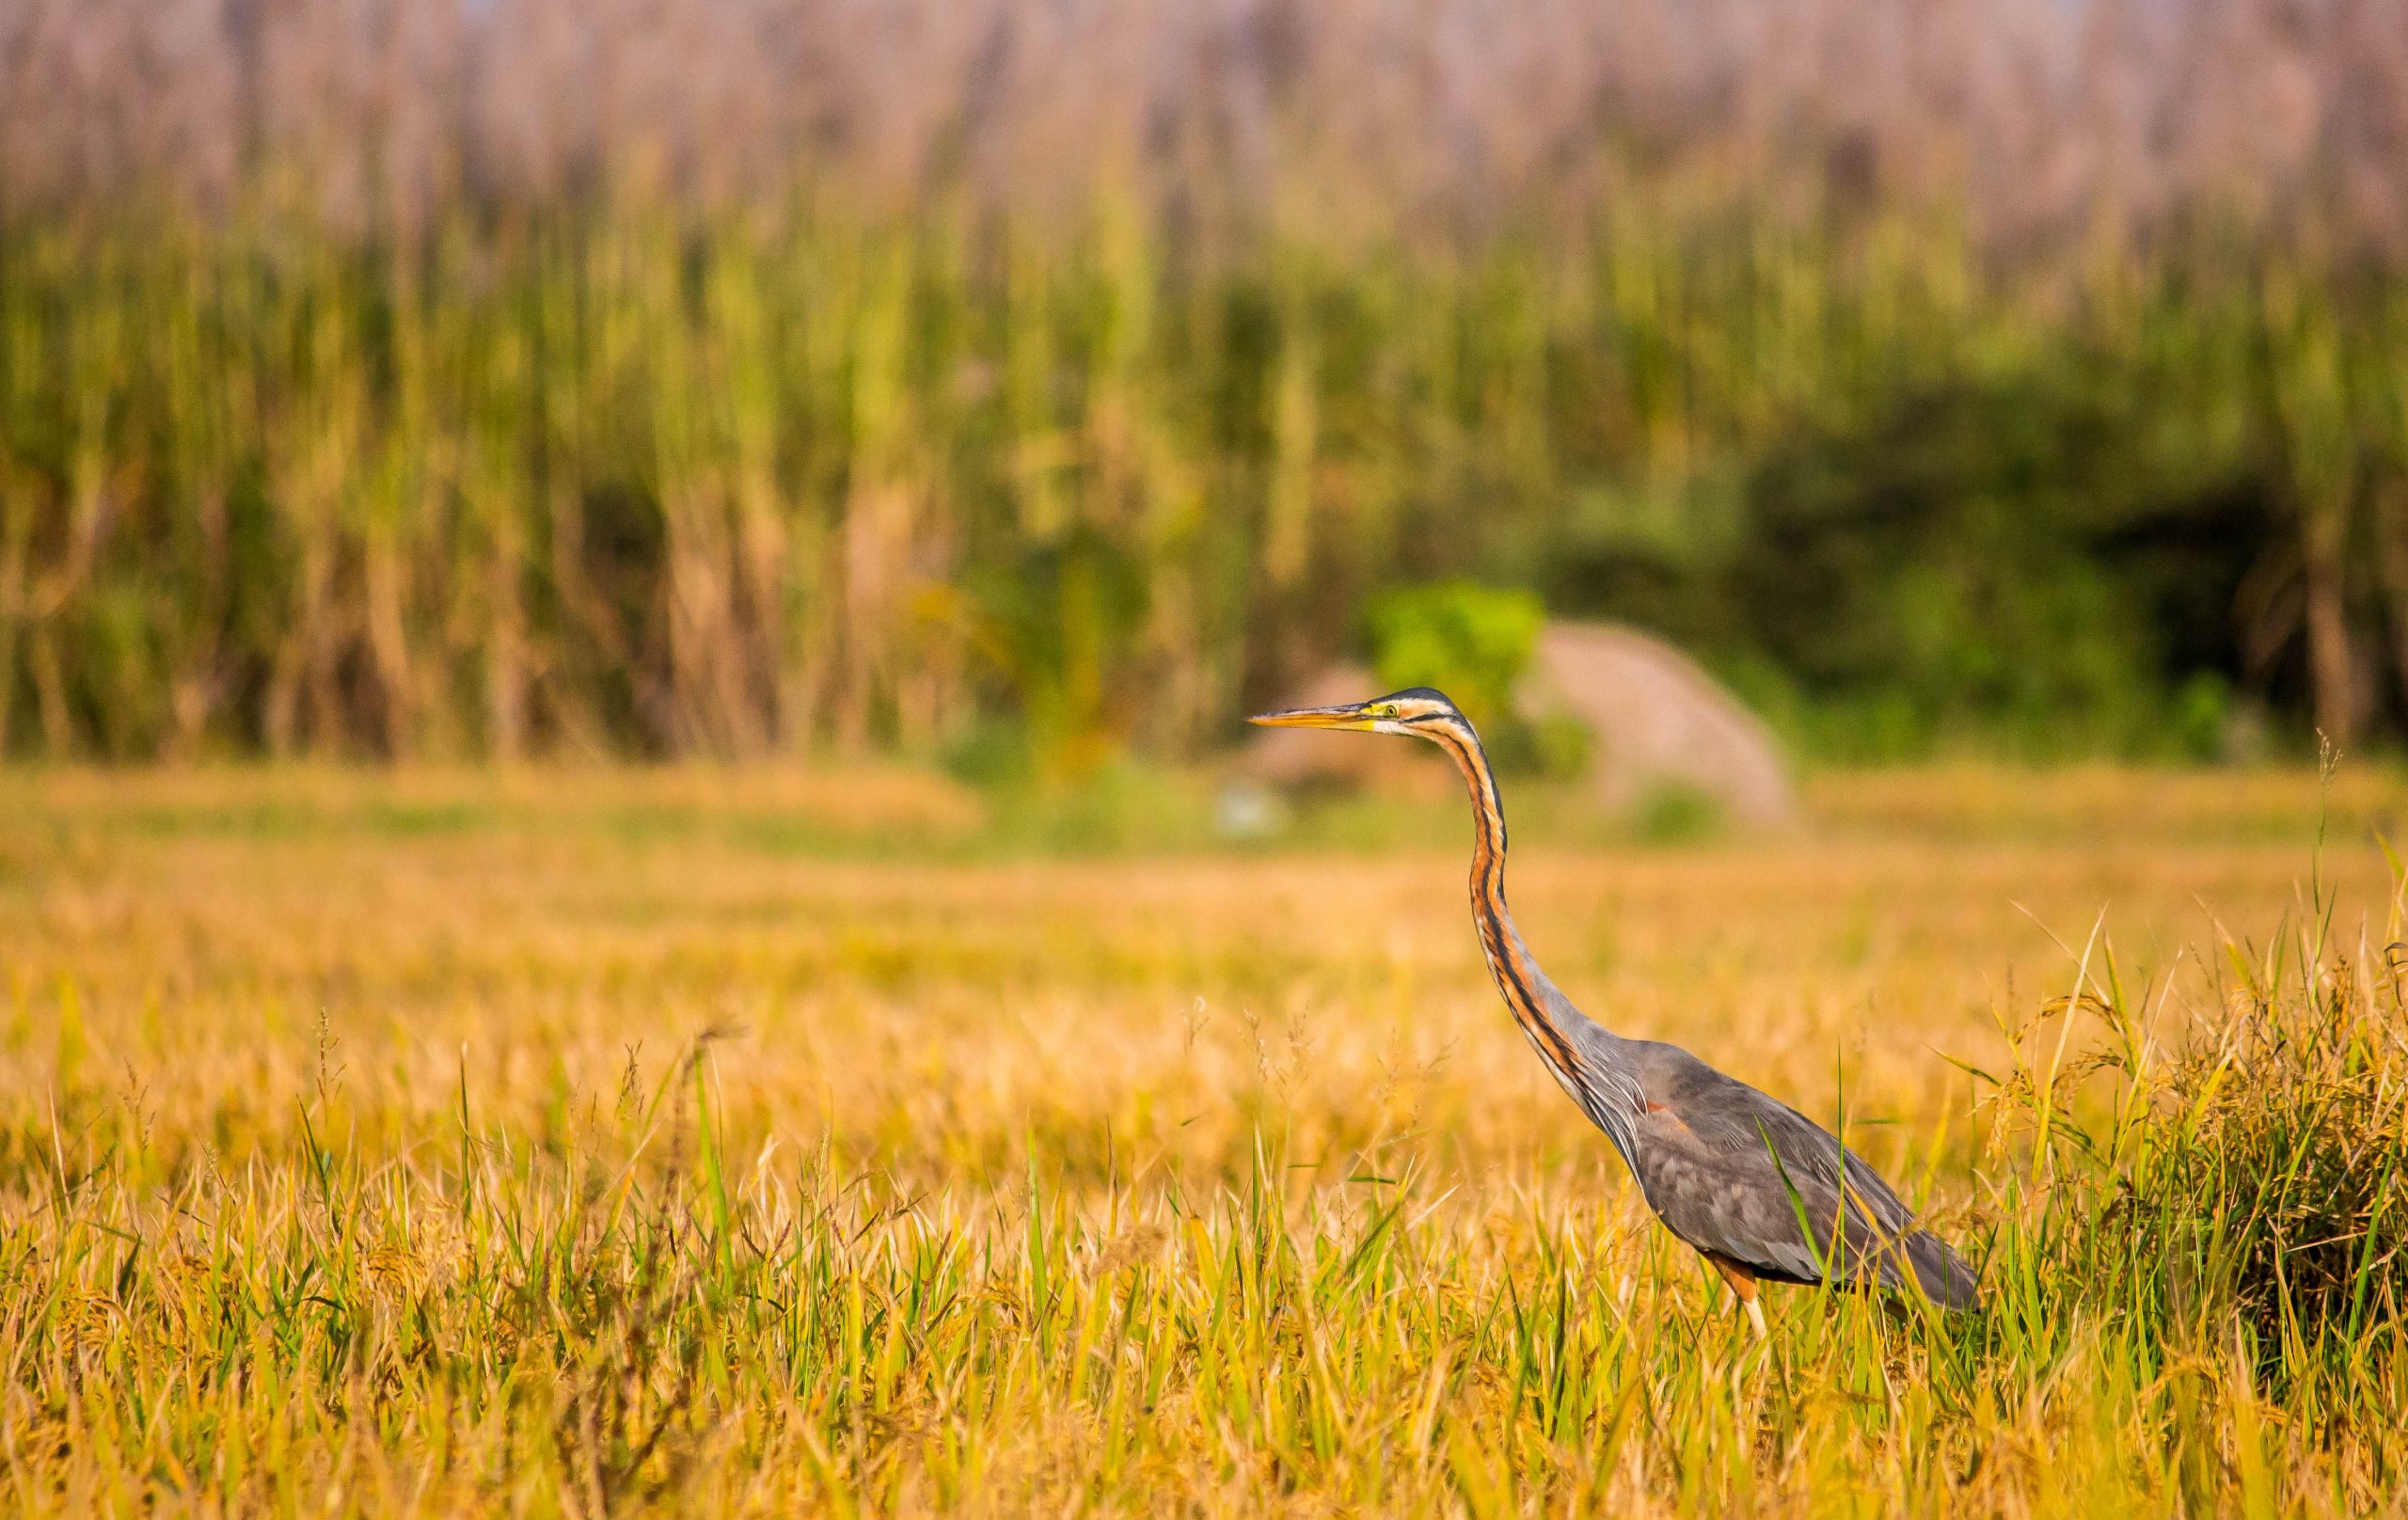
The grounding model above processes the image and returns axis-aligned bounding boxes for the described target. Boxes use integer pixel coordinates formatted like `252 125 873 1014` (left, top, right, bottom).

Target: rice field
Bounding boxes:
5 765 2407 1514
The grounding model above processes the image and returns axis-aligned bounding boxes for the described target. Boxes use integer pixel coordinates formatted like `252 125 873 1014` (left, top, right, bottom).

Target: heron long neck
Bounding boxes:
1422 722 1590 1088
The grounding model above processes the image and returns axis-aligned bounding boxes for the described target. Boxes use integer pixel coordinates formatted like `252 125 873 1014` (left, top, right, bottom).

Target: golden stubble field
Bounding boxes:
4 766 2405 1515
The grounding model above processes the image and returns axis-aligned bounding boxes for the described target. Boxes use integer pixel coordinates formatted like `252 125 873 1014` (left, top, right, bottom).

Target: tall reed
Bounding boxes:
1 0 2405 760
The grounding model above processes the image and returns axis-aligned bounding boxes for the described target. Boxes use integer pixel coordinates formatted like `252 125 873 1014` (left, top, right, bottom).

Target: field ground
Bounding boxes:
4 765 2406 1514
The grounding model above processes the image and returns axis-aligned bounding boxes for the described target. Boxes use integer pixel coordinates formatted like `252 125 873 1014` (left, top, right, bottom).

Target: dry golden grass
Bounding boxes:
4 765 2405 1514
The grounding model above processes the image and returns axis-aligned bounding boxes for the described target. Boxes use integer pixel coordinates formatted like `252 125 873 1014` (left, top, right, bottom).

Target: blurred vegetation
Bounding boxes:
8 207 2400 768
1366 582 1545 734
1 1 2405 767
1365 581 1593 780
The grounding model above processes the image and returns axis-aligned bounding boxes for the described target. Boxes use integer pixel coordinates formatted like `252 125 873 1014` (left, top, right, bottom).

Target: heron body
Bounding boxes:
1248 688 1978 1331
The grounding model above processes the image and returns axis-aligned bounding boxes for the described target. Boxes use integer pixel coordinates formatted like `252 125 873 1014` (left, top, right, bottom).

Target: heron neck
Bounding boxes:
1425 723 1588 1081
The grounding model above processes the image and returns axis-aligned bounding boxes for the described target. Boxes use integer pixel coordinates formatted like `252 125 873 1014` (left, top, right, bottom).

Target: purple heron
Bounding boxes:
1249 688 1978 1335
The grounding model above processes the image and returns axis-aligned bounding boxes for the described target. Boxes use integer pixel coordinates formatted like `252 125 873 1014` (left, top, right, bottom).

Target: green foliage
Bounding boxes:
1364 580 1587 776
1627 782 1726 846
0 205 2403 763
2170 673 2242 764
1732 368 2250 758
955 527 1151 776
1529 711 1596 781
1557 357 2318 761
1364 580 1545 732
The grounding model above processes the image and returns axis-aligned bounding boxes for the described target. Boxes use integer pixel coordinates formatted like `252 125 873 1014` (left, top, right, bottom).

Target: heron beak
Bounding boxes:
1246 703 1378 731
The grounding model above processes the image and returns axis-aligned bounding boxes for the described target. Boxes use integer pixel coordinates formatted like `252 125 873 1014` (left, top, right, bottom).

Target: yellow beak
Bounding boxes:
1246 704 1378 731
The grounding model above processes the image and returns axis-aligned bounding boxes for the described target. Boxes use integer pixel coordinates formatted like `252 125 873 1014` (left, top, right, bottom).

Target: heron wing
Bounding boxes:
1624 1043 1978 1306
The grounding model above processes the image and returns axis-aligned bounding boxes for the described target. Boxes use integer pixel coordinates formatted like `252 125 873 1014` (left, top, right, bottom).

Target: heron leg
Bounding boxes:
1703 1252 1767 1340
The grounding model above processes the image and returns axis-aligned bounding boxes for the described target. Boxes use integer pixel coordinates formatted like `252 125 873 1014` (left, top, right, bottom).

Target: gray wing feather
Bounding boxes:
1620 1043 1980 1308
1523 975 1978 1307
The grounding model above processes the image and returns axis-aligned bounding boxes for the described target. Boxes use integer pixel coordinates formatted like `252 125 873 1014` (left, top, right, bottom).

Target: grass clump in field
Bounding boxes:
1980 908 2408 1400
1954 819 2408 1509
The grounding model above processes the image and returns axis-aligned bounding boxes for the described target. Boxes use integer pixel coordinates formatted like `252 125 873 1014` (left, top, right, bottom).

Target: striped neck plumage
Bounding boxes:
1418 717 1588 1091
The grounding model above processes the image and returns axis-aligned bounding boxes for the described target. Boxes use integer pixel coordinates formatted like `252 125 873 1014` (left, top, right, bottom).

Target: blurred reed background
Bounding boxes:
2 0 2406 767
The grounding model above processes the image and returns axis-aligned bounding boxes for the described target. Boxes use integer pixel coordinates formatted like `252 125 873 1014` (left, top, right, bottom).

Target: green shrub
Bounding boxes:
1628 782 1725 845
1365 580 1545 736
1529 711 1595 781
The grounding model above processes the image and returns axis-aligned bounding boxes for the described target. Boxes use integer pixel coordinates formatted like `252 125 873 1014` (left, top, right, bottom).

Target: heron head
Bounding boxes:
1245 687 1467 739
